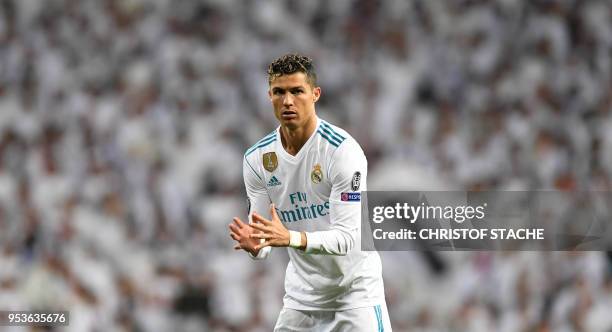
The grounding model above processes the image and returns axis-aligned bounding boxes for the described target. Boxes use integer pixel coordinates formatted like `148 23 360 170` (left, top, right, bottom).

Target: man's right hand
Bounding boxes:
229 217 261 256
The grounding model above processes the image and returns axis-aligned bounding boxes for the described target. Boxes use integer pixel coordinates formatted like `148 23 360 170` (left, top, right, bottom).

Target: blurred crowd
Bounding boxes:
0 0 611 331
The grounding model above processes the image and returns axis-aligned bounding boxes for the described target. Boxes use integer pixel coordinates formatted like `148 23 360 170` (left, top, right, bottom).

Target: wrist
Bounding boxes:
288 231 302 248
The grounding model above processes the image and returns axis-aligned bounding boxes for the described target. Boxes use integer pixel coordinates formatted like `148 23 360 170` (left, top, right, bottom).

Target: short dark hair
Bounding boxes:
267 53 317 87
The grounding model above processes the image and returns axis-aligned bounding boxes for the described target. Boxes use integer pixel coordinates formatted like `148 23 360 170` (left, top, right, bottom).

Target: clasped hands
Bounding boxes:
229 204 290 255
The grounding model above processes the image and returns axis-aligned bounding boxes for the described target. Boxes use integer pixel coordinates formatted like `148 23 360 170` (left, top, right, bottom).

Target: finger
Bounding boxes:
252 212 271 225
250 222 268 232
229 223 239 233
233 218 245 228
230 232 240 241
229 226 243 238
251 212 263 222
270 204 280 222
250 233 267 239
234 244 241 250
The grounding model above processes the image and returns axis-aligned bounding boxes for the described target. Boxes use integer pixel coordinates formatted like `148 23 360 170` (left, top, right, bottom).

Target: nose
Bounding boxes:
282 92 294 106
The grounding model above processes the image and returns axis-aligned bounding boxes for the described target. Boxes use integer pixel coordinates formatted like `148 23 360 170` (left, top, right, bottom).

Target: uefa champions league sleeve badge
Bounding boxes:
351 171 361 191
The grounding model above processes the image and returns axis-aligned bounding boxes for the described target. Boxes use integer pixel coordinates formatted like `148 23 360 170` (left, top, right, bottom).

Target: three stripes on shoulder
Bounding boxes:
317 122 345 148
246 121 346 157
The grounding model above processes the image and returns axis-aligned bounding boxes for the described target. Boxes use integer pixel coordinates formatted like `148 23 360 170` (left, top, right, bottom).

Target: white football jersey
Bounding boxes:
243 117 385 310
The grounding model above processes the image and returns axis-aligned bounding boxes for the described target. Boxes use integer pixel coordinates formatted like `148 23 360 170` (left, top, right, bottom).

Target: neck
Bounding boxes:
280 117 317 156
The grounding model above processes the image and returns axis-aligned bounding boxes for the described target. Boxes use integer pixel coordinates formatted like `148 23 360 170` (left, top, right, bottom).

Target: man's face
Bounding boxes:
268 72 320 130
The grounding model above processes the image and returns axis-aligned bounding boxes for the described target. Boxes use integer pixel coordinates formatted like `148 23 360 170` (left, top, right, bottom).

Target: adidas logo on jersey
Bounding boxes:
267 176 282 187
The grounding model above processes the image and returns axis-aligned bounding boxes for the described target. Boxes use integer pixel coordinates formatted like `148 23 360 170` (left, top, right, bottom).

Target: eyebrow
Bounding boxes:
271 86 305 92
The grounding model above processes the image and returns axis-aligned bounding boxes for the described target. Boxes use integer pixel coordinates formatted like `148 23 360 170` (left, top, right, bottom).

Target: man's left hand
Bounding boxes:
250 204 290 250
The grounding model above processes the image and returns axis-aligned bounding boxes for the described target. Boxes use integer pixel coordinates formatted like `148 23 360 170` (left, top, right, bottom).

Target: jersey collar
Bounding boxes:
276 117 320 163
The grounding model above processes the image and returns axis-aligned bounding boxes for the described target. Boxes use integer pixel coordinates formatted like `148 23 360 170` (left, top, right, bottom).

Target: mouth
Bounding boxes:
281 110 297 120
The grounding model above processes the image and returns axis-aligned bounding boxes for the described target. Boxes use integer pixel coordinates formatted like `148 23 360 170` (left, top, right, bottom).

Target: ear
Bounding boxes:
313 87 321 103
268 89 273 101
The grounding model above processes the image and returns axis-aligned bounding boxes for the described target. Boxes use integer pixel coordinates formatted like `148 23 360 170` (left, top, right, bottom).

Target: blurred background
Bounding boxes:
0 0 611 331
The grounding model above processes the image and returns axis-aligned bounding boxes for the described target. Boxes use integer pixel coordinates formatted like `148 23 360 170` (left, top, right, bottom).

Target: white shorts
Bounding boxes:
273 303 392 332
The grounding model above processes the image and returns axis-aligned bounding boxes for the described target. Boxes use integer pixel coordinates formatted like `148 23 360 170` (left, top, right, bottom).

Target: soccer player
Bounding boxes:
229 54 391 331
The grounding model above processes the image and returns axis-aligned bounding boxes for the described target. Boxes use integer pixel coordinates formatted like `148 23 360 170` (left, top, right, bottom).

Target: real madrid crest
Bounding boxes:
263 152 278 172
311 164 323 184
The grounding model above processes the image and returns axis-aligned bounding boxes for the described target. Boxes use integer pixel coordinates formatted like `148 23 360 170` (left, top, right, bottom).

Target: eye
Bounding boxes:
291 89 304 95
